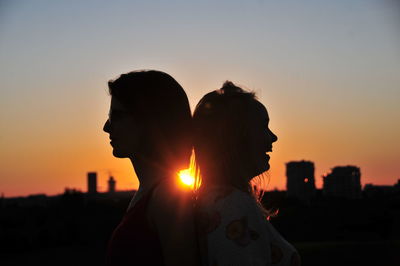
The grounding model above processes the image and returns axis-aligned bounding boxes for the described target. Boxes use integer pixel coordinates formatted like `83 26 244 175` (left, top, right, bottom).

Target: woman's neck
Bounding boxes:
130 155 170 190
200 170 250 193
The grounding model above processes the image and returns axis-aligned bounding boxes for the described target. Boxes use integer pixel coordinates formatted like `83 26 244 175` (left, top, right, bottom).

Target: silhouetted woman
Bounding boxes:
193 81 301 266
103 70 199 266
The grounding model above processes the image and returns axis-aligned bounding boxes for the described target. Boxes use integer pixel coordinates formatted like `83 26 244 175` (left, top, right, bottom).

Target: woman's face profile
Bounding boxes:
103 96 142 158
242 102 278 177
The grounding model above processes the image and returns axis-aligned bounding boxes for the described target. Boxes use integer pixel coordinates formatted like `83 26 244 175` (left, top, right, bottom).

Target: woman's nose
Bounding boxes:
270 130 278 143
103 119 111 133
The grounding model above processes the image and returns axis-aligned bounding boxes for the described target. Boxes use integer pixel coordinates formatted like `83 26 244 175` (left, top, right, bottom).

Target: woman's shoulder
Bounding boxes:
198 186 257 212
149 178 194 211
197 186 264 234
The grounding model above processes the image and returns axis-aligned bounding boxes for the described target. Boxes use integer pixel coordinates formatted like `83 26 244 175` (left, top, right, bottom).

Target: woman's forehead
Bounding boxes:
252 101 269 121
111 96 128 111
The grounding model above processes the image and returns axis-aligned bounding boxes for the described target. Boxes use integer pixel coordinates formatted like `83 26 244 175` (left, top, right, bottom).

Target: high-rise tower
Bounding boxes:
286 160 316 201
323 166 361 199
87 172 97 194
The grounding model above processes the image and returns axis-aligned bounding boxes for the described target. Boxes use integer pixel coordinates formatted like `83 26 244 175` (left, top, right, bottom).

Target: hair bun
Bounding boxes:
221 81 243 95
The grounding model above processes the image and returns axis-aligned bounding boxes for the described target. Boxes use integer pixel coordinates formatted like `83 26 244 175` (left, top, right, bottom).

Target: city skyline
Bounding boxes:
1 1 399 197
4 160 399 199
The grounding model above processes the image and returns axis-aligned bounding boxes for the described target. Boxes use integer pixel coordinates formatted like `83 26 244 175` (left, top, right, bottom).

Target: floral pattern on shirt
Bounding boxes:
225 216 260 247
198 210 221 234
198 188 300 266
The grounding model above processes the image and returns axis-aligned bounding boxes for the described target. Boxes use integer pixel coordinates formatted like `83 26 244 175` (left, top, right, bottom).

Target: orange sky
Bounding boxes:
1 1 399 197
1 80 398 197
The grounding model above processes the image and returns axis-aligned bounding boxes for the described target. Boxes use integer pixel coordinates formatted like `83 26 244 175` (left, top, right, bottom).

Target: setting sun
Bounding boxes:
178 169 195 188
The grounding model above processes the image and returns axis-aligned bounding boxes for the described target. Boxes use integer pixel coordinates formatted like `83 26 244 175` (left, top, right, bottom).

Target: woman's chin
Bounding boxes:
251 163 269 177
260 163 270 174
262 160 271 172
112 148 129 158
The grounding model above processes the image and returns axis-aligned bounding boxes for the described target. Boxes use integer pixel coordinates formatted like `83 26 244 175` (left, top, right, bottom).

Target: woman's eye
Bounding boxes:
110 110 125 120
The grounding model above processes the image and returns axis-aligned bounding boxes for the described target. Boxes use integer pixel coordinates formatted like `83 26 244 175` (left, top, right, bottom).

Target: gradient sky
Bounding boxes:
1 0 399 197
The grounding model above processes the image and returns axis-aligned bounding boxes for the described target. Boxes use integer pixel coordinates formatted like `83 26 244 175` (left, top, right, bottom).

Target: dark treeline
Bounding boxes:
0 190 399 266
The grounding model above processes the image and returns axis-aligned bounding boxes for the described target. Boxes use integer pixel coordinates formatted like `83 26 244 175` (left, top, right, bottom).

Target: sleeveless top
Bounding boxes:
196 187 301 266
106 184 164 266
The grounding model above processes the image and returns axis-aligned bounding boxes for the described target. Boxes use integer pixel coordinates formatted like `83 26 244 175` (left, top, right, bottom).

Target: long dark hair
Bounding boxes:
108 70 192 174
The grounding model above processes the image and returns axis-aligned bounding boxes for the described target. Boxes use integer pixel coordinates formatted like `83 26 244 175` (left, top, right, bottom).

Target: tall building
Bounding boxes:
323 166 361 199
286 160 316 201
87 172 97 194
108 176 116 193
394 179 400 191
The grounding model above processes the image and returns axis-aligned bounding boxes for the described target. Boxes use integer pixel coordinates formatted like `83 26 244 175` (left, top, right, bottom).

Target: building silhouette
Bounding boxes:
395 179 400 191
286 160 316 201
323 166 361 199
364 179 400 197
108 176 116 193
87 172 97 194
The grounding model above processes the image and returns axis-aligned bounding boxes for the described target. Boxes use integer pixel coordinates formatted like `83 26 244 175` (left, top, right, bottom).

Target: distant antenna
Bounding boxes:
108 176 116 193
97 168 121 174
96 169 119 193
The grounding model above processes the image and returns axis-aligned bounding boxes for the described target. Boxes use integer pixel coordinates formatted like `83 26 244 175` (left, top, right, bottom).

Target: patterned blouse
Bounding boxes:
197 187 301 266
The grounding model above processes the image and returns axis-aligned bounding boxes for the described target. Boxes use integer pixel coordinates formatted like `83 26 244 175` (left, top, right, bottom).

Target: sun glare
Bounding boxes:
178 169 195 188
